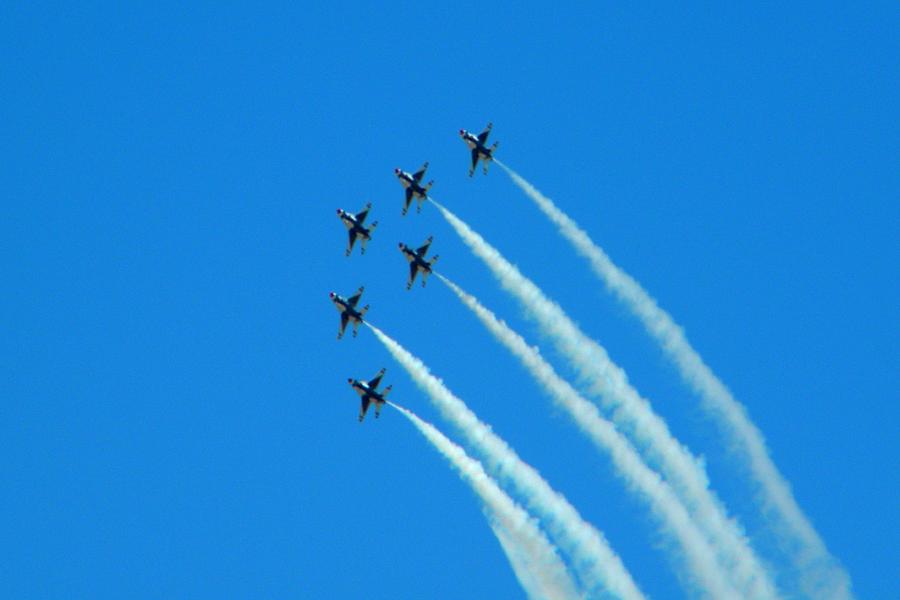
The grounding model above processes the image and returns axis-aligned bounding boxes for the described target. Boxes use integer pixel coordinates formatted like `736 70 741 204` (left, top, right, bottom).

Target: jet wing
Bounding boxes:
407 262 420 289
367 368 386 390
359 396 371 422
354 203 371 224
471 149 479 171
403 188 413 215
338 312 349 338
416 236 433 257
477 123 492 144
345 230 358 256
413 161 429 182
347 287 364 308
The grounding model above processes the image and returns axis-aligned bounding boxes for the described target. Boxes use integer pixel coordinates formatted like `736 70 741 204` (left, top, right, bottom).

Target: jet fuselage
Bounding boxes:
349 379 385 401
460 130 493 159
400 244 433 274
395 169 429 198
337 209 372 240
348 368 390 421
330 293 363 321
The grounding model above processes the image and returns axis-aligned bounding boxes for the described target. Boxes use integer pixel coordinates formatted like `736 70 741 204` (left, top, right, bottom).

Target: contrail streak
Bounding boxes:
496 161 851 599
369 323 645 600
389 402 581 600
492 522 573 600
430 198 776 599
438 274 753 598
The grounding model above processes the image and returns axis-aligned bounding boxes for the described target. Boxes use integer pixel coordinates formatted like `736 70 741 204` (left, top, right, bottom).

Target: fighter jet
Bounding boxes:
399 236 439 290
348 368 392 422
337 202 378 256
329 286 369 339
394 161 433 215
459 122 499 176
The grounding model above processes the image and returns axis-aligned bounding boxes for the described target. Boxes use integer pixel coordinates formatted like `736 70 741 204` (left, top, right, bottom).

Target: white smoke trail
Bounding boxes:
389 402 581 600
430 198 776 599
496 162 851 599
438 274 749 599
491 521 569 600
369 324 645 600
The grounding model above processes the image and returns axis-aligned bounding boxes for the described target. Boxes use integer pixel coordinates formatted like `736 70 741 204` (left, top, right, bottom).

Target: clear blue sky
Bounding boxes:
3 3 896 598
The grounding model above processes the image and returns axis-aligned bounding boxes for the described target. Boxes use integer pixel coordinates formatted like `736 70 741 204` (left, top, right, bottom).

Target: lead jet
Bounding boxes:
348 368 392 422
394 161 433 215
329 286 369 339
399 236 439 290
337 202 378 256
459 122 499 176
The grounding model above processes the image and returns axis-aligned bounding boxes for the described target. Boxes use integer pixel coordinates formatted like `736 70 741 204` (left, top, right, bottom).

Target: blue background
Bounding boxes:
3 3 896 598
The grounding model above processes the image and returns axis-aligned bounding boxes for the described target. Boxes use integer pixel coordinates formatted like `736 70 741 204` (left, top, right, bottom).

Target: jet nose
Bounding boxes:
336 208 342 215
398 242 404 249
347 378 353 384
394 167 400 175
459 129 465 136
329 291 335 299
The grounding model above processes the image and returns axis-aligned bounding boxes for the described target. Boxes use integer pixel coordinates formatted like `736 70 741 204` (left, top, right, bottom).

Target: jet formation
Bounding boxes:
334 124 499 420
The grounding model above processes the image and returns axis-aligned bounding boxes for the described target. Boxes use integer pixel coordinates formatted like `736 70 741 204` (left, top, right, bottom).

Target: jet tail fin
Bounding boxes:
360 222 377 254
484 144 498 174
375 387 390 419
421 260 438 287
352 305 369 337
